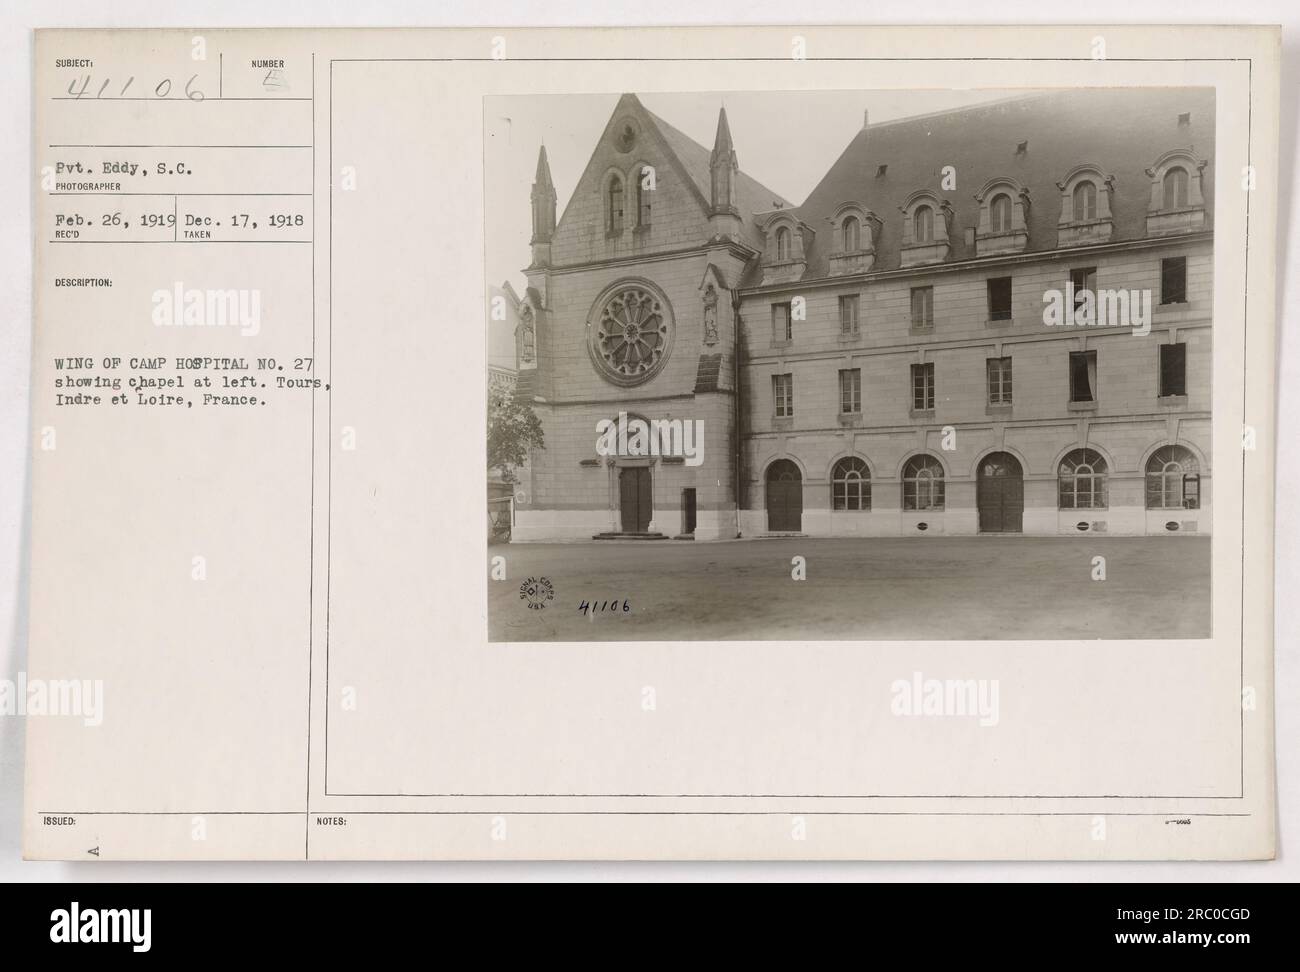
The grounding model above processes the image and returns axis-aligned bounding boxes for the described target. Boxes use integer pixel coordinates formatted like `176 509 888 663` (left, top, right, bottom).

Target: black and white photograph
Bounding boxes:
487 87 1215 641
0 4 1291 936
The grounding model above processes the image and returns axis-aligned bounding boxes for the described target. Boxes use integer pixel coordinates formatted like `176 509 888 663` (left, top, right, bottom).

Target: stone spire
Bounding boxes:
530 144 557 267
709 107 738 215
707 106 743 241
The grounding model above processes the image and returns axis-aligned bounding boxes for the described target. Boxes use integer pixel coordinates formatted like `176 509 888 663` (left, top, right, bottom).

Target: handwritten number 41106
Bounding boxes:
578 599 630 616
66 74 207 100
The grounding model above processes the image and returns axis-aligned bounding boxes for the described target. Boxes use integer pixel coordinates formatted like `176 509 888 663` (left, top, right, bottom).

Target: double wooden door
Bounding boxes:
619 466 652 532
977 452 1024 533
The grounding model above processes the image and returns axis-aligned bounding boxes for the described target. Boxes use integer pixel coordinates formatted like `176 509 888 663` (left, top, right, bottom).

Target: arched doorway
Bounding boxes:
618 466 652 532
766 459 803 532
976 452 1024 533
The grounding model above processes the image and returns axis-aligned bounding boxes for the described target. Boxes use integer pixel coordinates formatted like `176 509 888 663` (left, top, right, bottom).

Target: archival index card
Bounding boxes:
23 25 1278 860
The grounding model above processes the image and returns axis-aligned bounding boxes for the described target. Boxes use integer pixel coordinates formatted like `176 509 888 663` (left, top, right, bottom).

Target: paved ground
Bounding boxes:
490 536 1212 641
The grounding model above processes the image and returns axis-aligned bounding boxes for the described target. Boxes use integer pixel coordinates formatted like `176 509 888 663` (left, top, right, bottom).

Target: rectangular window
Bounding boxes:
910 286 934 330
838 294 860 335
987 356 1013 405
987 276 1012 322
838 368 861 414
772 302 792 343
1070 266 1097 323
1159 343 1187 397
911 362 935 411
1069 350 1097 403
1161 256 1187 304
773 373 793 417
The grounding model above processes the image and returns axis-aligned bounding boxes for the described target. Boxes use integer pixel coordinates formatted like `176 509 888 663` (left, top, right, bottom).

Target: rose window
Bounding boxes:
591 285 673 385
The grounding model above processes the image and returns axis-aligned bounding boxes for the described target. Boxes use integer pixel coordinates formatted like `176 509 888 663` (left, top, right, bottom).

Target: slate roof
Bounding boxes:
642 106 792 250
741 87 1215 286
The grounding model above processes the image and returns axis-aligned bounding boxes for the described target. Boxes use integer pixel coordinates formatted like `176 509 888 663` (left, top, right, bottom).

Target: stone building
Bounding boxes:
509 89 1213 541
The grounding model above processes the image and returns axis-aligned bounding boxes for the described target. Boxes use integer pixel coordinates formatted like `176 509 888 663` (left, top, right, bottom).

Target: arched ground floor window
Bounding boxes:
1058 448 1108 509
902 454 944 511
831 457 871 511
1145 445 1201 509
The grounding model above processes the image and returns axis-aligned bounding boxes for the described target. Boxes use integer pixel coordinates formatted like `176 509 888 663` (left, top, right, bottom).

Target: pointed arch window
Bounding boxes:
636 173 651 227
607 176 624 234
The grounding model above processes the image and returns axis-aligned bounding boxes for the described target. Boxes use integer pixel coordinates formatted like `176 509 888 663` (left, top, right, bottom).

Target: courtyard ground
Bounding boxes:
489 535 1212 641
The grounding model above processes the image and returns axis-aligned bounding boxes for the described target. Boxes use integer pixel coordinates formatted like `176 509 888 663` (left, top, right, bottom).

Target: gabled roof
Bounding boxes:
548 94 793 258
772 87 1215 283
643 105 792 238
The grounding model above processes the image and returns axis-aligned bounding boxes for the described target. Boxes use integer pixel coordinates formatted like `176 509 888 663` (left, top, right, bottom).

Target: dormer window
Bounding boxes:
775 226 791 261
1056 164 1115 247
1146 150 1208 236
1163 166 1189 208
759 213 809 285
1073 181 1097 221
974 178 1029 256
827 204 881 275
989 193 1012 233
914 204 934 243
899 191 951 267
842 215 860 252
